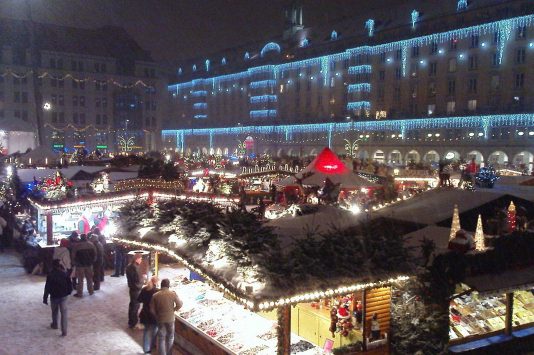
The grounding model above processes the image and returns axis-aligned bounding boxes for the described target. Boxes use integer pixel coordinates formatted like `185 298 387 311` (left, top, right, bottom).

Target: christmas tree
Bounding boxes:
449 204 461 241
474 214 486 251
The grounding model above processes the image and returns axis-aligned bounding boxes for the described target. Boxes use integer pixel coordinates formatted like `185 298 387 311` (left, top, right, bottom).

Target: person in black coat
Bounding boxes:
138 276 159 353
43 259 72 336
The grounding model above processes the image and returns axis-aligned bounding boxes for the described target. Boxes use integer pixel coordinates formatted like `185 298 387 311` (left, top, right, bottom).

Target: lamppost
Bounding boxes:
25 0 45 147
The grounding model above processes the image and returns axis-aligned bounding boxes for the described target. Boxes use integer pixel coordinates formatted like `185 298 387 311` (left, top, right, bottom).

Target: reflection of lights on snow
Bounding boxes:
0 130 5 136
138 226 153 239
168 234 186 247
349 205 361 214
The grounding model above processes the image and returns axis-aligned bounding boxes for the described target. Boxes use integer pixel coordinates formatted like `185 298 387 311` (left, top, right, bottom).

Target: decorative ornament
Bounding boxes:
449 204 461 241
344 138 360 158
118 135 135 152
411 10 419 30
365 19 375 37
457 0 467 11
474 214 486 251
507 201 516 232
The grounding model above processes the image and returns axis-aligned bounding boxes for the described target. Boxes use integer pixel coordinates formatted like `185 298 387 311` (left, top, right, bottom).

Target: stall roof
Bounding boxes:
464 265 534 295
69 170 97 181
278 147 381 189
403 225 452 259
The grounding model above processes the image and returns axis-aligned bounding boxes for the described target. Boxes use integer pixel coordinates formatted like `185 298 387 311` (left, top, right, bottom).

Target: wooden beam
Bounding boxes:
505 292 514 335
277 305 291 355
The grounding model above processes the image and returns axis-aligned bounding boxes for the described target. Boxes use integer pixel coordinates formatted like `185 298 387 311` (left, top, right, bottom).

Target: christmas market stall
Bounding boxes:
187 169 238 196
113 199 413 354
274 148 381 212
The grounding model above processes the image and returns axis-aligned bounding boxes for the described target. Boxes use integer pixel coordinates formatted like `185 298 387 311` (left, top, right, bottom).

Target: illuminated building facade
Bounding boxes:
0 18 167 152
165 0 534 170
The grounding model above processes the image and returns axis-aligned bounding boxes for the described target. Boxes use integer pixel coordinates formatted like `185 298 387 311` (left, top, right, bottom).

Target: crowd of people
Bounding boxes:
43 239 183 354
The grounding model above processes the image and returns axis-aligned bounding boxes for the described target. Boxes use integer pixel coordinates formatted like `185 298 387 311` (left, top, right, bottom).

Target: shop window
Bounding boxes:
468 99 477 112
446 101 456 114
448 58 457 72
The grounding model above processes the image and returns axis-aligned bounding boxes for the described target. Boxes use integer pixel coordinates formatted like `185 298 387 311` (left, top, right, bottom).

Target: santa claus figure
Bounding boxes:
336 299 354 337
448 229 475 253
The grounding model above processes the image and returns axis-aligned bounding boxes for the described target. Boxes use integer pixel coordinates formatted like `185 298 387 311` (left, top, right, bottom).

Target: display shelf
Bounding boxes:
171 278 321 355
513 290 534 327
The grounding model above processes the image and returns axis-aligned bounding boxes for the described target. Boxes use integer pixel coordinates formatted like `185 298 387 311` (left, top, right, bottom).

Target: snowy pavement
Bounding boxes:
0 250 166 355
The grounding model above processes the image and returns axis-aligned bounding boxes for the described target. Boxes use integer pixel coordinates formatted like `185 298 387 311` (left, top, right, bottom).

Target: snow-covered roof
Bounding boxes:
17 167 138 184
22 146 59 161
376 189 501 225
403 225 452 260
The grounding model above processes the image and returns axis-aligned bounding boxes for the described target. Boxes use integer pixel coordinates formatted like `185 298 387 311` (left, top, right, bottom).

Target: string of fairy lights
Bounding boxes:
0 69 155 89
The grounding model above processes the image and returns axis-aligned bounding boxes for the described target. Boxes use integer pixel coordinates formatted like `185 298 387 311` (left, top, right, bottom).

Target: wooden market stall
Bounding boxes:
113 198 411 355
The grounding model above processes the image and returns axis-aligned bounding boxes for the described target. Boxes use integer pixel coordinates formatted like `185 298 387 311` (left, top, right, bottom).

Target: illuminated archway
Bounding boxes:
466 150 484 165
443 150 460 161
223 147 229 156
215 147 222 156
388 150 402 164
309 148 318 156
405 150 420 163
488 151 509 167
201 147 208 155
260 42 281 57
423 150 440 163
373 150 385 163
513 151 533 172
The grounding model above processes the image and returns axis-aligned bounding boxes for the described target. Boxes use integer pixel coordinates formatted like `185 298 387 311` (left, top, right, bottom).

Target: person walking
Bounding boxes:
71 234 96 297
126 253 144 329
150 279 183 355
43 259 72 336
90 234 104 291
138 276 160 353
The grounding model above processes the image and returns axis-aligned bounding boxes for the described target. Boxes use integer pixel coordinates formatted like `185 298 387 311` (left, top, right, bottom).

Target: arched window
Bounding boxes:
260 42 281 58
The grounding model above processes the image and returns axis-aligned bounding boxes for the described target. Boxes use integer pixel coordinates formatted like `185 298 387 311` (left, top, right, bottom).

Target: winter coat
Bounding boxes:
43 269 72 301
138 286 159 325
126 263 143 290
53 246 72 270
150 287 183 324
72 241 97 267
92 240 104 266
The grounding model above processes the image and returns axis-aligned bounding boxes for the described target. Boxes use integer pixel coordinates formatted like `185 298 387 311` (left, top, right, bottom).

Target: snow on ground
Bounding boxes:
0 250 183 355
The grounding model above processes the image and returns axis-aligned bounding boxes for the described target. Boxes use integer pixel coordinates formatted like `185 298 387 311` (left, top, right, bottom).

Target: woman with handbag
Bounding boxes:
137 276 159 353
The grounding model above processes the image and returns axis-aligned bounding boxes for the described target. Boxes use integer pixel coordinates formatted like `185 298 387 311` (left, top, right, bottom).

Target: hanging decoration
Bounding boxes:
457 0 468 11
365 19 375 37
118 135 135 152
411 10 419 30
449 204 461 241
344 139 360 158
507 201 516 232
474 214 486 251
0 69 154 89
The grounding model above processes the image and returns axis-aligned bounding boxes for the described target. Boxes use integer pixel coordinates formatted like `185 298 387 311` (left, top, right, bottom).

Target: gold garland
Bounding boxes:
43 122 155 134
1 68 155 89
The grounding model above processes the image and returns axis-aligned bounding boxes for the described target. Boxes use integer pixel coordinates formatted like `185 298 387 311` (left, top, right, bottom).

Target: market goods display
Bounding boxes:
173 278 321 354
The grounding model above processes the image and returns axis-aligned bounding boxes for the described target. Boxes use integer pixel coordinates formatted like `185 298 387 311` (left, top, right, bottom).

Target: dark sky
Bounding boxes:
0 0 385 63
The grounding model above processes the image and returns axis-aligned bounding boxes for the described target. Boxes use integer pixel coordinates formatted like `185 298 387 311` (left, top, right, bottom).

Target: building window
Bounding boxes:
73 113 79 124
394 87 401 101
395 67 402 79
468 78 477 93
80 96 85 107
468 55 478 70
410 63 418 78
72 96 78 106
102 114 108 125
516 26 527 40
448 58 457 72
468 99 477 112
430 42 438 54
429 62 437 76
492 52 500 67
491 75 500 90
79 113 86 124
446 101 456 114
380 52 386 63
59 112 65 123
428 82 436 97
50 58 56 69
470 34 479 48
22 92 28 103
22 110 28 121
449 38 458 51
72 80 78 89
516 48 526 64
379 70 385 80
58 95 64 106
377 86 384 100
412 46 419 57
102 98 107 108
515 73 524 89
448 80 456 95
14 92 20 103
52 112 58 123
96 114 100 125
427 104 435 115
58 79 64 88
395 49 402 60
95 98 101 108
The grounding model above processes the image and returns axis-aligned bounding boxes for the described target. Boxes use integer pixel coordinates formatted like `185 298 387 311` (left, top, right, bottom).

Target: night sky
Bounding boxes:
0 0 405 64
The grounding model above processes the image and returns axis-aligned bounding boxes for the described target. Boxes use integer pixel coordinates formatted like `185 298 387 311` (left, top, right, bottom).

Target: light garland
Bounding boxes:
0 69 155 89
29 192 145 212
250 110 277 118
113 236 409 312
114 179 184 192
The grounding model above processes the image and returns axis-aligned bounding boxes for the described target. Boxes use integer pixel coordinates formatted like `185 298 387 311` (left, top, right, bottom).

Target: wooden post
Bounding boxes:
46 213 53 245
505 292 514 335
153 251 159 277
362 288 367 351
277 305 291 355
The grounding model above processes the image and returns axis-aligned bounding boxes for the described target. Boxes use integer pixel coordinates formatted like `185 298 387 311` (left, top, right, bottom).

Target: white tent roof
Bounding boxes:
279 147 381 189
22 146 59 161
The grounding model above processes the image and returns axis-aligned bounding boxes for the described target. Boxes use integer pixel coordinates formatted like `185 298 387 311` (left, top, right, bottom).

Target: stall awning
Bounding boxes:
464 265 534 296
